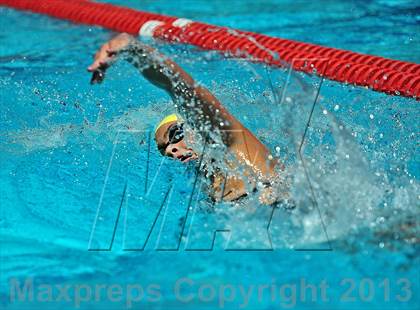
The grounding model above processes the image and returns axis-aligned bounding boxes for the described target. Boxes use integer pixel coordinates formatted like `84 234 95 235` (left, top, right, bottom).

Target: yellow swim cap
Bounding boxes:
155 114 178 133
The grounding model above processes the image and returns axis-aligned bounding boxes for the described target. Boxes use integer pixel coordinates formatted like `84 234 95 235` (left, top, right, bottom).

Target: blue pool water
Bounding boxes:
0 1 419 309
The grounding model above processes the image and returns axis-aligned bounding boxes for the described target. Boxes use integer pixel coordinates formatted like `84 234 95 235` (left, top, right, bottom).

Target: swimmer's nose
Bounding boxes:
167 146 182 157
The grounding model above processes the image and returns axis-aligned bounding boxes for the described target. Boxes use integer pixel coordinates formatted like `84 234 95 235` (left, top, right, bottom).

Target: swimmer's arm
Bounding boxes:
135 46 270 154
125 41 241 141
132 48 275 168
88 34 276 175
123 41 279 177
88 34 242 143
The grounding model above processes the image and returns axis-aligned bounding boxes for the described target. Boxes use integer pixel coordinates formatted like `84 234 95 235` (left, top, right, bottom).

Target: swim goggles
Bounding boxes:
158 122 185 154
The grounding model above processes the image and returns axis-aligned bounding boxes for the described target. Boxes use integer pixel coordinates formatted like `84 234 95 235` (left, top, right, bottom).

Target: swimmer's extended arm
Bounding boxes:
88 34 278 175
88 34 242 142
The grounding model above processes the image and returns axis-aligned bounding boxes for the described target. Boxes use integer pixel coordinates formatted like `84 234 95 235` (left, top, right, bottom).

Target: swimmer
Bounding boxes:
88 33 288 205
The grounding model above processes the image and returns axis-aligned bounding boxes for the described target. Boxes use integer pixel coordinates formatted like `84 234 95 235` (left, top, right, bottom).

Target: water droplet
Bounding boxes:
369 114 374 119
334 104 340 111
376 216 385 223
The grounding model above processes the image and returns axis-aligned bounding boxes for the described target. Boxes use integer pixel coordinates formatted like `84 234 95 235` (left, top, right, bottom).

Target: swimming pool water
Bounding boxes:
0 1 419 309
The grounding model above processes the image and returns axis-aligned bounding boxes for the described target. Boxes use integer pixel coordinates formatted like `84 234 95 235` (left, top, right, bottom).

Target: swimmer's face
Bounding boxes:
155 121 198 163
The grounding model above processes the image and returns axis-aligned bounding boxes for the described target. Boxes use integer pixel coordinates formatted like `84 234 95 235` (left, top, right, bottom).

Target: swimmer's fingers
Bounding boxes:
88 38 128 72
88 56 111 84
88 50 120 84
90 69 106 85
87 49 114 72
87 63 109 76
87 33 134 83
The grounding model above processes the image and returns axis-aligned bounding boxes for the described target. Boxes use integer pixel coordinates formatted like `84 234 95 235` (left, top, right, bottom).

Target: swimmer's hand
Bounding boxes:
87 33 135 84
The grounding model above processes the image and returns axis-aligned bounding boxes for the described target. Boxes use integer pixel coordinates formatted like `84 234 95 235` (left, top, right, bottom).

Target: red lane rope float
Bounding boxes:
1 0 419 99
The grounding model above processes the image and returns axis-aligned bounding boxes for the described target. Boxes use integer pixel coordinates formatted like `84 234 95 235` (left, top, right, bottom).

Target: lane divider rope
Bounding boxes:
1 0 418 99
